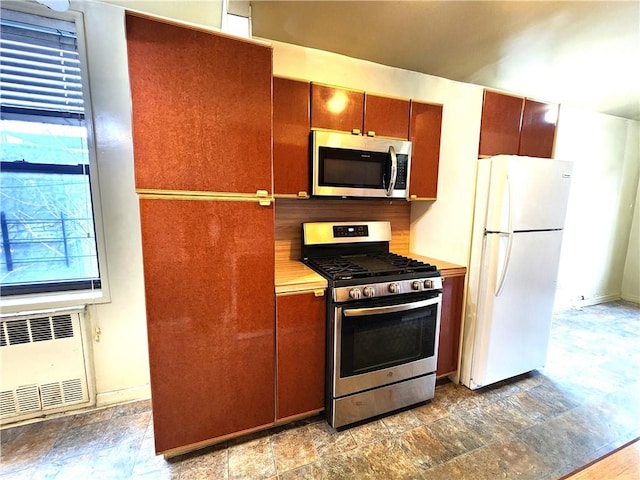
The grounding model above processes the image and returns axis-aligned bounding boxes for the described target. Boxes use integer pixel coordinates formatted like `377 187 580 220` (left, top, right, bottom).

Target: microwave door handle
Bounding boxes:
385 145 398 196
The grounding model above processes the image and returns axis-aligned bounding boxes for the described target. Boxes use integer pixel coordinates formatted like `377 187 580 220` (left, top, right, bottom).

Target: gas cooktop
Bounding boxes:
304 252 438 281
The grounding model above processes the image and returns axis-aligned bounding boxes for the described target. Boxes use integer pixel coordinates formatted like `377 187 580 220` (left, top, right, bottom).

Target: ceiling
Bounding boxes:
250 1 640 121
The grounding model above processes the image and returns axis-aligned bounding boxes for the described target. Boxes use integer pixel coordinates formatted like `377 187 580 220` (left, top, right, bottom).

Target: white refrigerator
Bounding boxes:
460 155 573 390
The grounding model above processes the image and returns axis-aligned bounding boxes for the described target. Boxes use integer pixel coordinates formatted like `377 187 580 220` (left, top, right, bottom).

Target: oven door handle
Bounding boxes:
343 296 440 317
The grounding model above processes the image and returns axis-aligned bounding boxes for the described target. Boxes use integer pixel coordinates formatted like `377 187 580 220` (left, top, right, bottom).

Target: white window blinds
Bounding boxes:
0 8 84 119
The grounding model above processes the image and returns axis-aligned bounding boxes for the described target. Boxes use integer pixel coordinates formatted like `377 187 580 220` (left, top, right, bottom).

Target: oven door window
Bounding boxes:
340 302 438 378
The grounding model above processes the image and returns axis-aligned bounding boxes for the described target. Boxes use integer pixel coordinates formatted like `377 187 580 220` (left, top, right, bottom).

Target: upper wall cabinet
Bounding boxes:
310 83 411 140
478 90 558 159
311 84 364 134
273 77 310 197
279 80 444 199
518 99 559 158
126 15 272 194
363 94 410 139
409 101 443 200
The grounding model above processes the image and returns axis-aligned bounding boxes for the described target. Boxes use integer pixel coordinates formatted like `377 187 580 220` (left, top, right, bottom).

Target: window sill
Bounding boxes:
0 289 109 315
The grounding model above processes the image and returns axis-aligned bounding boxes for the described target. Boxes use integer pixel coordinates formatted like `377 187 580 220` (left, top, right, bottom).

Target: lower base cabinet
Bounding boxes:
437 272 466 377
276 290 326 420
139 198 275 454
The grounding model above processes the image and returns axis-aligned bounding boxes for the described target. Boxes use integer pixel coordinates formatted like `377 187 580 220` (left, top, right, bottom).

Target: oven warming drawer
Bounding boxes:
329 373 436 428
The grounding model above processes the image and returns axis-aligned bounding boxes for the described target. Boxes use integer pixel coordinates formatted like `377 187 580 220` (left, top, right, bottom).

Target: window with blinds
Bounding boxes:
0 8 101 296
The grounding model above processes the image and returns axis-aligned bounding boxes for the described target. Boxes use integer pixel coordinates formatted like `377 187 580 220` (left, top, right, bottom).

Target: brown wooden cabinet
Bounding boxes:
437 272 465 377
311 83 364 133
310 84 411 140
479 90 558 158
518 99 558 158
273 77 311 197
139 198 275 453
409 101 443 199
363 94 410 139
276 290 326 420
478 90 523 157
126 14 272 194
127 14 275 455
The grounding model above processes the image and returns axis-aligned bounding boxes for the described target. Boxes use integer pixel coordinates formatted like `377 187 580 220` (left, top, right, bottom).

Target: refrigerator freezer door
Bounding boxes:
468 229 564 389
484 156 573 233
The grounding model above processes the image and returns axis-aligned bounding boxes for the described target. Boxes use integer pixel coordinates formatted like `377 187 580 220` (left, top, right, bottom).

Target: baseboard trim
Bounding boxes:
575 293 620 308
621 292 640 304
96 384 151 407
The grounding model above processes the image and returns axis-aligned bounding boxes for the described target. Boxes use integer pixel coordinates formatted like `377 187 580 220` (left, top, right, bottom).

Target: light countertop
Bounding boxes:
275 255 466 294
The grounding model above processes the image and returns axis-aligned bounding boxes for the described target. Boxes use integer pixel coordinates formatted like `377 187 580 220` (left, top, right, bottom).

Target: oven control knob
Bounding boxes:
363 286 375 298
424 279 433 289
349 288 362 300
412 280 422 290
388 283 400 294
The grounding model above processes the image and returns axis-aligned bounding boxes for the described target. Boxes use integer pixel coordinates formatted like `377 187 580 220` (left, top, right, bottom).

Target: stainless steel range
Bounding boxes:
302 221 442 428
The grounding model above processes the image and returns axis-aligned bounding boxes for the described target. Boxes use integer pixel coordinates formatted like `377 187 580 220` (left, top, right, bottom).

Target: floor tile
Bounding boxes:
0 301 638 480
424 413 487 457
381 409 422 435
271 425 318 473
228 434 276 480
347 419 390 446
411 400 449 425
399 424 456 469
307 420 357 458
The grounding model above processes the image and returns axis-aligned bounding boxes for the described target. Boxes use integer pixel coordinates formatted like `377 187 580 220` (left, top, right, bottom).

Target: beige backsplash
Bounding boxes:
275 198 411 262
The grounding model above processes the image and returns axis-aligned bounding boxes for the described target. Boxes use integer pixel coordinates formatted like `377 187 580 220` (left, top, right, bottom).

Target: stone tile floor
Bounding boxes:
1 300 638 479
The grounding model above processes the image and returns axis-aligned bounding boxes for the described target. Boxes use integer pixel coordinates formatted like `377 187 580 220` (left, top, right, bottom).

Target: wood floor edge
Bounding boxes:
559 437 640 480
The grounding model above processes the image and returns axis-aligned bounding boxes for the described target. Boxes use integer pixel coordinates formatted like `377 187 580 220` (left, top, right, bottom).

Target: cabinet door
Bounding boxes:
364 94 410 139
126 15 272 194
478 90 524 157
437 273 465 377
311 83 364 133
273 77 311 196
276 291 326 420
409 101 443 199
139 197 275 453
518 99 558 158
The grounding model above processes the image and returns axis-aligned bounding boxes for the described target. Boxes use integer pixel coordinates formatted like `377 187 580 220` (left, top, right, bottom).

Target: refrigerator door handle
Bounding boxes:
495 232 514 296
505 174 513 235
494 175 513 296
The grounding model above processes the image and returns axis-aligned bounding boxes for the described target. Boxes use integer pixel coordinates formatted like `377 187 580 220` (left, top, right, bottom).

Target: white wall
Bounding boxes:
271 40 640 308
270 41 483 266
77 1 151 405
6 2 635 410
0 1 152 407
104 0 222 28
622 173 640 303
554 107 640 307
78 7 634 406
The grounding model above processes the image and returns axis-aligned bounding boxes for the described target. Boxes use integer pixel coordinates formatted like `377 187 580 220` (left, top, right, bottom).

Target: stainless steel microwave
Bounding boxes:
311 130 412 199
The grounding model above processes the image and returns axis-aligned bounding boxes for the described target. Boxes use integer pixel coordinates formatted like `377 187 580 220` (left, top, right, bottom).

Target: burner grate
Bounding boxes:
304 252 437 280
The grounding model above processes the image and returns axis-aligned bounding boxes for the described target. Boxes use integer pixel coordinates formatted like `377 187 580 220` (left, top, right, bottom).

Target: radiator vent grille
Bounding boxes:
0 391 16 416
16 385 40 413
0 379 86 417
0 310 91 423
0 314 74 347
41 383 63 409
63 379 83 403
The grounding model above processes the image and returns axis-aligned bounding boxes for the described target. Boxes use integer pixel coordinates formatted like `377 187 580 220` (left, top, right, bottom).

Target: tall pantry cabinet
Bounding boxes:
125 14 274 455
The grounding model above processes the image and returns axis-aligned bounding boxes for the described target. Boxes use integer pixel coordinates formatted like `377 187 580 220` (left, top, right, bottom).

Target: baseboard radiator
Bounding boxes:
0 307 93 425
